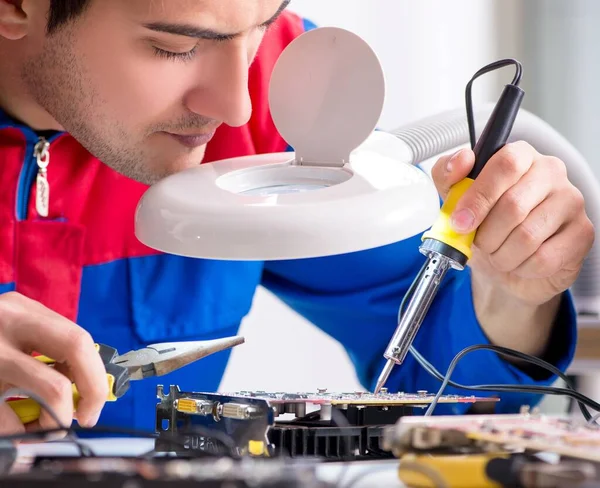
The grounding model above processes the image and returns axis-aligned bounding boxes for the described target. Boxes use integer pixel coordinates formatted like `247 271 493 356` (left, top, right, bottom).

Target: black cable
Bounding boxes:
423 344 600 417
396 267 595 420
465 59 522 149
409 345 593 420
0 389 94 457
407 327 593 419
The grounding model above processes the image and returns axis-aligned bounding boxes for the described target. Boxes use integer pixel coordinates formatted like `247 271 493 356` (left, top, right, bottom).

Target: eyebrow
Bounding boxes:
143 0 291 41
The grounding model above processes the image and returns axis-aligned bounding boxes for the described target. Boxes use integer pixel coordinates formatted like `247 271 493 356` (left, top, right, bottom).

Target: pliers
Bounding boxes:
7 336 244 424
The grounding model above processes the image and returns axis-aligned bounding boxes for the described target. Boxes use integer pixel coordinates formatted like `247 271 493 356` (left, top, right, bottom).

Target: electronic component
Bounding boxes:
383 407 600 463
380 408 600 488
155 385 498 460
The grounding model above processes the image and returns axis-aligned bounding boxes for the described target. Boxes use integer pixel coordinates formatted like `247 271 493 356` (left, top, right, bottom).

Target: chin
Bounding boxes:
141 147 206 184
160 159 203 179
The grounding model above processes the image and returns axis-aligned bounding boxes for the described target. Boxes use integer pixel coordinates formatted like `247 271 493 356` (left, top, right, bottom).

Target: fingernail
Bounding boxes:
84 410 101 428
451 208 475 232
446 149 465 173
44 431 67 442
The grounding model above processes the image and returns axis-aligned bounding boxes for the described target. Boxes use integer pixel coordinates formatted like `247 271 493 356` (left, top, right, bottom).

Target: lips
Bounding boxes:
165 130 216 148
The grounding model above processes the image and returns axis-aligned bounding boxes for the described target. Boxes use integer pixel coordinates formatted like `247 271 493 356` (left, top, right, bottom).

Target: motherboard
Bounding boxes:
154 384 498 460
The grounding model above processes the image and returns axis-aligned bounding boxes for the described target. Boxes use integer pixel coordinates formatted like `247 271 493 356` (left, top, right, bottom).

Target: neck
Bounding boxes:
0 58 63 131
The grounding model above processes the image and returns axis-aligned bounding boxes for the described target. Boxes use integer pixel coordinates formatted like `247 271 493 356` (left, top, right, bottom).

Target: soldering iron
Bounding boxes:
374 59 525 394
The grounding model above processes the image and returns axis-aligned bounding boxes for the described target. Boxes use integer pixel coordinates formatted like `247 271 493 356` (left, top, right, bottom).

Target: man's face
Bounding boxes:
20 0 287 184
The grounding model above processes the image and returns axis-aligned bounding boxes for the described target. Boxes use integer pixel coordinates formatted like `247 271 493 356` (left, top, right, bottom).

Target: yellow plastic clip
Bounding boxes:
248 440 269 457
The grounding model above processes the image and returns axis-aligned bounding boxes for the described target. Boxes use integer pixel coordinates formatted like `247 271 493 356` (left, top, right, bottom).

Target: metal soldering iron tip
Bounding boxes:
374 359 395 394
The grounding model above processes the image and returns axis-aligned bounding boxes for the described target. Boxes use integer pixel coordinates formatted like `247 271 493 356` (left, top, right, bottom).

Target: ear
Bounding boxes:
0 0 29 40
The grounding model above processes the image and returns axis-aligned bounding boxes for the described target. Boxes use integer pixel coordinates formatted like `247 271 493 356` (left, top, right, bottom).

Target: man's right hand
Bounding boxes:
0 292 108 434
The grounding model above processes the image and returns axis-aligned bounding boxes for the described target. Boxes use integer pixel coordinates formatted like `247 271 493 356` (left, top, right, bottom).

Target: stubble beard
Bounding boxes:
21 29 160 185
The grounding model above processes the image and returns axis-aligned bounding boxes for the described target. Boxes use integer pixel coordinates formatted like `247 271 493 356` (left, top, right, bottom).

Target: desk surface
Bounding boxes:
16 438 404 488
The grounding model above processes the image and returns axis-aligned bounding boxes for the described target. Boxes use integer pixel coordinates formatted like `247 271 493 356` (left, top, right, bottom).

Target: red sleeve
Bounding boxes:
247 11 310 154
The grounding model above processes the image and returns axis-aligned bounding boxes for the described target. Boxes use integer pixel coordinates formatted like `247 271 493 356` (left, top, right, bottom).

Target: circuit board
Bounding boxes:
154 385 499 460
221 389 499 406
384 408 600 462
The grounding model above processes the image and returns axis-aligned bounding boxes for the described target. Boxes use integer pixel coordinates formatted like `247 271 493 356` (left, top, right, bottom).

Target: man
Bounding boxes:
0 0 594 435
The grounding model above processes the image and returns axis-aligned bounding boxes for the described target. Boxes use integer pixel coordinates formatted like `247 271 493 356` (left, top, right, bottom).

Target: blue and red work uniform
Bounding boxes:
0 12 576 431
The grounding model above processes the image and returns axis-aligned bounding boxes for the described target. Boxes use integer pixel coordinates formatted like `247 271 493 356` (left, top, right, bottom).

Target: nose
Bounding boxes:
185 42 253 128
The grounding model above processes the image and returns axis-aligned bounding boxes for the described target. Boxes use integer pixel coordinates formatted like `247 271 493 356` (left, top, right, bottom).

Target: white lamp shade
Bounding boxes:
134 27 441 260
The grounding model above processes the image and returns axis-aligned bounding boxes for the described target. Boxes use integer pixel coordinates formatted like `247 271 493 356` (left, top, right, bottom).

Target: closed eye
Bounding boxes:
152 45 198 62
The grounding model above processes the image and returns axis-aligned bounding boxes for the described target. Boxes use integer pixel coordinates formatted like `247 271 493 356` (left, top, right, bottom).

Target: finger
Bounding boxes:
488 194 577 273
53 363 74 382
514 213 594 280
0 295 108 427
24 420 68 441
52 363 84 426
0 350 74 430
430 148 475 200
474 157 561 254
52 363 80 426
0 402 26 436
450 141 537 233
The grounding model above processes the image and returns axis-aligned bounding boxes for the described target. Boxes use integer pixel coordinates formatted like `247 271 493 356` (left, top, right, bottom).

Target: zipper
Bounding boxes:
16 133 61 221
1 106 63 221
33 138 50 218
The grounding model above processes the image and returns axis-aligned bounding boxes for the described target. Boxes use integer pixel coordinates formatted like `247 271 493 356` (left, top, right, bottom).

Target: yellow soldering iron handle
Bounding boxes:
421 178 476 260
420 69 525 261
7 374 117 425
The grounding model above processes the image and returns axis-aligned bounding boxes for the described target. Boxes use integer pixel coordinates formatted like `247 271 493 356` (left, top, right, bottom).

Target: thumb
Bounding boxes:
431 148 475 200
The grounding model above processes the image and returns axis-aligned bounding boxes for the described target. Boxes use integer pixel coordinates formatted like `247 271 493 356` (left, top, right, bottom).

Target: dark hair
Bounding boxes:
47 0 91 34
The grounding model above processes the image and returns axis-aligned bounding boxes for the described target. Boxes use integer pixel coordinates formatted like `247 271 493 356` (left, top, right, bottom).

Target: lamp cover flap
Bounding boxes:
269 27 386 166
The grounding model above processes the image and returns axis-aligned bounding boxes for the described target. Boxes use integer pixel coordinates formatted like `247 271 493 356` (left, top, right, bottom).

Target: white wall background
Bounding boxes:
219 0 516 393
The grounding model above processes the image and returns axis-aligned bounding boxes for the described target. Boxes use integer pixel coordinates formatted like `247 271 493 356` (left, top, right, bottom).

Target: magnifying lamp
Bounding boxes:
135 27 441 261
135 27 600 315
